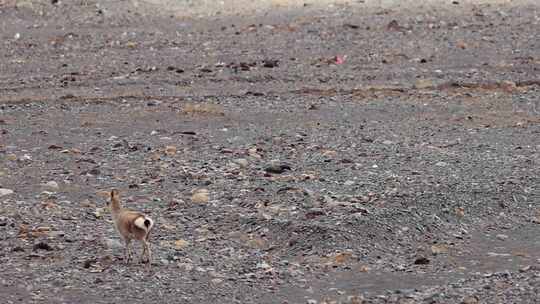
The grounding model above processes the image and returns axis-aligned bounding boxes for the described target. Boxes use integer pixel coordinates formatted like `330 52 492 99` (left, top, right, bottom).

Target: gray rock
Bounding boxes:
0 188 14 197
233 158 249 168
42 181 59 190
265 162 291 174
496 234 509 240
104 238 124 250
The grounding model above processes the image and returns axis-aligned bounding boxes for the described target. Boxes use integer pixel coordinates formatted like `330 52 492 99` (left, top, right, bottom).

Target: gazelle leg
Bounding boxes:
141 240 152 266
146 241 152 265
124 239 132 264
144 230 152 266
140 241 147 263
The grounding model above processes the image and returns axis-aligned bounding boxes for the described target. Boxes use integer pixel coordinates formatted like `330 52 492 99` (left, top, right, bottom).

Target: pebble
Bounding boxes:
0 188 14 197
173 239 190 250
191 189 209 204
33 242 53 251
42 181 59 190
487 252 511 257
6 154 17 161
322 150 337 157
104 238 124 250
462 295 479 304
177 262 194 271
233 158 249 168
48 231 65 238
256 261 271 269
496 234 509 240
414 79 434 89
414 256 430 265
165 145 177 156
265 162 291 174
431 244 449 255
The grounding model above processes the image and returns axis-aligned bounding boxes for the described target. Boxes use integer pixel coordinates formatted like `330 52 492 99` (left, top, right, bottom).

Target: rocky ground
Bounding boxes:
1 0 540 303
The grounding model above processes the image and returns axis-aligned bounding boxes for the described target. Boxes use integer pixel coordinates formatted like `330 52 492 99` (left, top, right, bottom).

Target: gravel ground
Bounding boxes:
1 0 540 303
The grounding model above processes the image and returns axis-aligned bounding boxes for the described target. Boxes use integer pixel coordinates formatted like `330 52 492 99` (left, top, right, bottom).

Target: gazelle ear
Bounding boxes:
110 189 119 199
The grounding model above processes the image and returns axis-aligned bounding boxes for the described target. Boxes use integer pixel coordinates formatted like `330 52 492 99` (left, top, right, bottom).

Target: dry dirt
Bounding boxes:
1 0 540 303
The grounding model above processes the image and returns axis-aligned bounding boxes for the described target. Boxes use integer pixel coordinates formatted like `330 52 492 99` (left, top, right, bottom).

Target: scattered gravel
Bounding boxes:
0 0 539 303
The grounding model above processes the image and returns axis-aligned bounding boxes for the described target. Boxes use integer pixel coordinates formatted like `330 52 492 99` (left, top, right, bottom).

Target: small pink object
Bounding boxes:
334 55 345 65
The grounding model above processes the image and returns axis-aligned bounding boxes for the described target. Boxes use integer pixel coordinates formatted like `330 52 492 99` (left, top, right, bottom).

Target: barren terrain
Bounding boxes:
1 0 540 303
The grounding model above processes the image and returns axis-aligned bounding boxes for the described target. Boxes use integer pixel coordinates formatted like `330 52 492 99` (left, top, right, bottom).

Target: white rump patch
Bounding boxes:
134 216 154 231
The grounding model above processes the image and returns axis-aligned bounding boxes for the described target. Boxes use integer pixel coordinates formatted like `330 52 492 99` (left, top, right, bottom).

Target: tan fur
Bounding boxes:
109 189 153 266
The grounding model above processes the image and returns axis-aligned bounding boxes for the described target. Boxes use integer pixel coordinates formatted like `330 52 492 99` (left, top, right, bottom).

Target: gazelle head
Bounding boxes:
108 188 122 212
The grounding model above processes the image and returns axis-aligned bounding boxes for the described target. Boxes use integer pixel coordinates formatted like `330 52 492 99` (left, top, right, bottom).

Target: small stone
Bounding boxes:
21 154 32 161
487 252 511 257
382 140 394 145
257 261 271 269
346 295 364 304
104 238 123 250
191 189 209 204
496 234 508 240
12 246 24 252
265 163 291 174
456 40 468 49
322 150 337 157
307 300 317 304
414 256 430 265
501 80 517 93
435 161 447 167
455 207 465 217
262 59 279 68
33 242 53 251
177 262 194 271
165 145 177 156
414 79 434 89
6 154 17 161
462 295 478 304
93 208 104 219
174 239 190 250
0 188 14 197
358 265 370 273
333 252 352 264
48 231 65 238
42 181 59 190
233 158 249 168
88 168 100 175
306 208 325 219
35 226 51 233
519 265 531 272
431 244 448 255
83 259 95 269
